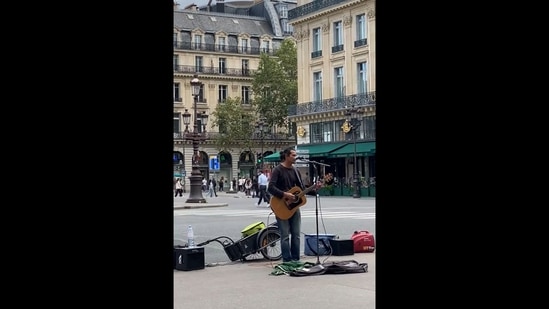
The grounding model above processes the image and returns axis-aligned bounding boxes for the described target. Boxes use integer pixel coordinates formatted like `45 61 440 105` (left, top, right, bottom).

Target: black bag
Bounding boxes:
289 260 367 276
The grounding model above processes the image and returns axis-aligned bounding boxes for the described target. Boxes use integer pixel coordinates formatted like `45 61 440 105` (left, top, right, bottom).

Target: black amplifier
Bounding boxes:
329 239 355 256
174 247 205 271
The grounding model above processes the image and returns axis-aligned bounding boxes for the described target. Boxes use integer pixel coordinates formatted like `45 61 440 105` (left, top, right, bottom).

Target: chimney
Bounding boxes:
173 1 180 10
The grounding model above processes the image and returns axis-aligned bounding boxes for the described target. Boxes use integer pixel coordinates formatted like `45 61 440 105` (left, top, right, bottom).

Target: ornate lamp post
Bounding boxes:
255 117 266 172
183 75 209 203
342 105 363 198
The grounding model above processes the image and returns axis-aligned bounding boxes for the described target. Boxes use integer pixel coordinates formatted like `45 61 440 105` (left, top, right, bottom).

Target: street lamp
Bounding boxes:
342 105 363 198
183 75 209 203
255 117 266 172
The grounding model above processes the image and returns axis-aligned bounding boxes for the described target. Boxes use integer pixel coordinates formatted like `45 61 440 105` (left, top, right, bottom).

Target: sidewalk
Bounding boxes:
174 251 375 309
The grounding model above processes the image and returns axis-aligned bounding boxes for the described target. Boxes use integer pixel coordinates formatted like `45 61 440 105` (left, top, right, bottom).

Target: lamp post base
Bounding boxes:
186 168 207 203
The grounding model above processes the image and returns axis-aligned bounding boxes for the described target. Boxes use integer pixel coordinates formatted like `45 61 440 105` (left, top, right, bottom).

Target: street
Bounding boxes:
174 192 375 265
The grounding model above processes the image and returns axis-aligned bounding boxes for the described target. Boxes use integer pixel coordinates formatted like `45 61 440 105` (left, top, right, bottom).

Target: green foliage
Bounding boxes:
209 97 255 152
251 38 298 133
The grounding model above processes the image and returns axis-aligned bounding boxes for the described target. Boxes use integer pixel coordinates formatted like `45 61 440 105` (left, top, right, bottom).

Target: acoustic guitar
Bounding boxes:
270 173 333 220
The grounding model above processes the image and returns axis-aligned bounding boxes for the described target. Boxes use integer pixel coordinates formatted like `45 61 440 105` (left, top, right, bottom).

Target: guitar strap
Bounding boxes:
293 167 305 189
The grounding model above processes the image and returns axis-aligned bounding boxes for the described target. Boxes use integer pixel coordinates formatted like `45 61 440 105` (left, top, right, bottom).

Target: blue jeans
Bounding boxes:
276 209 301 262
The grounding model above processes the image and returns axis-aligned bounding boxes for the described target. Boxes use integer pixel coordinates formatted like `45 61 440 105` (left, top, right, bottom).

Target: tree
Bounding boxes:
209 97 255 152
251 38 298 133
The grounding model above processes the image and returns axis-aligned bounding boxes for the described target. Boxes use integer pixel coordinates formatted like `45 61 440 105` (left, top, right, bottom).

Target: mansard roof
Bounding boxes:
174 9 275 37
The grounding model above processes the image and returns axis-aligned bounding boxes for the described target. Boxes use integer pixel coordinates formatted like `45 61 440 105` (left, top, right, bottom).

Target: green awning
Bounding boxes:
297 142 348 157
264 152 281 162
328 142 376 158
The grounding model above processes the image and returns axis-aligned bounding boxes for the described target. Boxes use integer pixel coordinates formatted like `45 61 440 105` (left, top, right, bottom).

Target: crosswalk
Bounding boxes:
174 208 375 220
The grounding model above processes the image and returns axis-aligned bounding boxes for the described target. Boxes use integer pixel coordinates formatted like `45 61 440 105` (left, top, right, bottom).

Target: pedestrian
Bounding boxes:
174 178 184 197
255 170 269 207
211 177 218 197
219 176 224 192
267 147 321 262
202 178 207 192
251 177 258 197
244 178 252 197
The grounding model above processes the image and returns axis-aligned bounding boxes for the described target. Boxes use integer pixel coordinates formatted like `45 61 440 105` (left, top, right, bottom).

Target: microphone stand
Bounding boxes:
298 158 330 265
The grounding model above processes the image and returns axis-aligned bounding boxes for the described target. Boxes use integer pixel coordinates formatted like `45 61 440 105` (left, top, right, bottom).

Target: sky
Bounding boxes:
174 0 209 9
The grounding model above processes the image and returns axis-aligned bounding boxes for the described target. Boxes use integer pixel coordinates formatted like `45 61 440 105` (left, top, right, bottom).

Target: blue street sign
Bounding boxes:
209 156 220 171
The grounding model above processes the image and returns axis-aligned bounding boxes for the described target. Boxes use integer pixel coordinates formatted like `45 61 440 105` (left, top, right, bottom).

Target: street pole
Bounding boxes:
255 117 266 173
185 75 207 203
352 124 360 198
343 105 362 198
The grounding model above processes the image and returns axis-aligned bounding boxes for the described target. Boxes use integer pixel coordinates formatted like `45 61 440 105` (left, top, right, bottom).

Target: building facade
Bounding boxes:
287 0 376 196
173 1 297 191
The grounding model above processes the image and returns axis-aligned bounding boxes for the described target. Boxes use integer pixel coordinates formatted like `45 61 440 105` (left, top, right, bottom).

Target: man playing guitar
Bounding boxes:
267 147 323 263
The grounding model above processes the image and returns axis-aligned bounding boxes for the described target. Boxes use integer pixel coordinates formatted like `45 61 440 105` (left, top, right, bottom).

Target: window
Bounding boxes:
194 34 202 50
242 86 251 104
174 113 181 134
281 20 293 34
173 32 178 47
311 27 322 58
334 21 343 45
219 58 226 74
197 117 206 133
334 67 344 98
173 55 179 71
219 85 228 103
310 122 334 143
281 19 288 32
197 84 205 102
355 14 367 47
218 37 226 52
278 5 288 18
313 72 322 102
174 82 181 102
335 119 346 141
313 28 321 51
261 40 270 53
356 14 367 40
363 115 376 140
323 122 333 142
357 62 367 94
332 21 344 53
242 59 249 76
195 56 203 73
310 123 323 143
241 38 248 53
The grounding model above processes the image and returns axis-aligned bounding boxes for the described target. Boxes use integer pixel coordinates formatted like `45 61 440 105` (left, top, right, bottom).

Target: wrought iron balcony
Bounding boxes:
174 131 296 142
174 65 254 77
331 44 344 53
288 0 348 21
354 38 367 48
174 41 278 56
288 91 376 117
311 50 322 58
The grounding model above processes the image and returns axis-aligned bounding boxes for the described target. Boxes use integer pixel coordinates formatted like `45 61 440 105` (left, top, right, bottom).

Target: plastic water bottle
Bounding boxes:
187 225 195 248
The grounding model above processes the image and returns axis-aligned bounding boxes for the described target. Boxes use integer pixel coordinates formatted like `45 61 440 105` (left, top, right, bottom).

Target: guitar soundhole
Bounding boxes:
288 197 303 210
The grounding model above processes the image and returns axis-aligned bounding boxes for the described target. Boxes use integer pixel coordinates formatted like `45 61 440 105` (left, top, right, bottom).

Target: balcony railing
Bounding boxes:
174 131 296 141
174 41 278 56
331 44 344 53
174 65 255 77
288 0 348 20
288 91 376 117
354 38 367 48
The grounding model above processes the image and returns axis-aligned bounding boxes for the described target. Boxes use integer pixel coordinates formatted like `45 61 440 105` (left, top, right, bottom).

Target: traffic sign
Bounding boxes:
209 155 220 171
